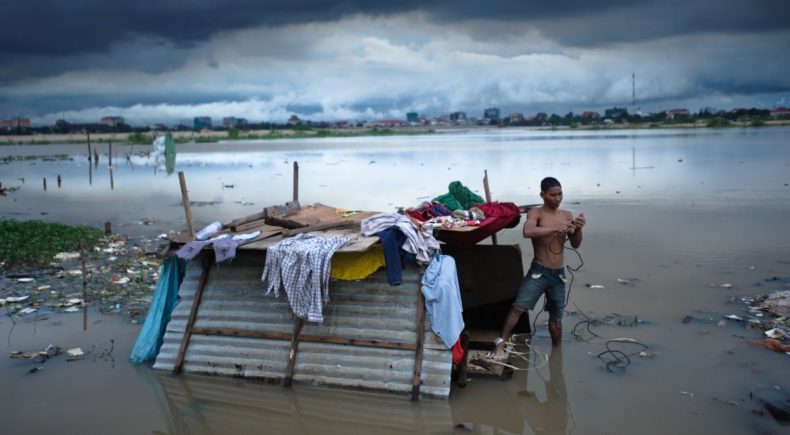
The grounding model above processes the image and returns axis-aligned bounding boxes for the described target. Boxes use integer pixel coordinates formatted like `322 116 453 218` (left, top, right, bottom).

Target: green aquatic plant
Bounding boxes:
0 220 104 266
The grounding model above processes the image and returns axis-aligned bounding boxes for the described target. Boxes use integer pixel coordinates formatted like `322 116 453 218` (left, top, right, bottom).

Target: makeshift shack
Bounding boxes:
143 171 531 400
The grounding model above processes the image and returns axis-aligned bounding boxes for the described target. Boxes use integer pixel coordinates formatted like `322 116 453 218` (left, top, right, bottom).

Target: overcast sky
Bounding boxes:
2 0 789 125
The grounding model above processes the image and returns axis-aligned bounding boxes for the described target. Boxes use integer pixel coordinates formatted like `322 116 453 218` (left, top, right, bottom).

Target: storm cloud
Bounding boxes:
2 0 789 124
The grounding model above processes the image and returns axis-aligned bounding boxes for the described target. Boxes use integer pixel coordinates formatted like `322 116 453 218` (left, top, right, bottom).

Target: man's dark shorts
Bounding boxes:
513 261 567 320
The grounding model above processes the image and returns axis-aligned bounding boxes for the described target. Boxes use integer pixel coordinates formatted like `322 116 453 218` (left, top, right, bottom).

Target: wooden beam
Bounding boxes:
281 220 356 237
411 287 426 401
293 161 299 202
264 215 308 230
483 169 498 245
223 210 267 231
284 317 304 387
189 327 418 350
173 257 211 374
178 171 196 239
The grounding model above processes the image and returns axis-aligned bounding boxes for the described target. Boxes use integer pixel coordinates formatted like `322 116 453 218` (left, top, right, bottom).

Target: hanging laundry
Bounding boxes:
330 244 386 281
421 255 465 348
361 213 439 263
262 233 348 323
214 230 261 263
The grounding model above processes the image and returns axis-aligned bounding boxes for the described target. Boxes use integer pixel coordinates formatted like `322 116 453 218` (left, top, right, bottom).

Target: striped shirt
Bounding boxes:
261 233 348 323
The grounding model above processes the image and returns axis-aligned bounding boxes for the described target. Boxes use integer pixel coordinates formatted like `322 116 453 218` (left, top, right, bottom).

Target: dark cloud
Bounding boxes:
4 0 789 57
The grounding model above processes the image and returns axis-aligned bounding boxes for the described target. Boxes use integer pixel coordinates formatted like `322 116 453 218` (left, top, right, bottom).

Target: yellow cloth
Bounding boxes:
331 244 385 281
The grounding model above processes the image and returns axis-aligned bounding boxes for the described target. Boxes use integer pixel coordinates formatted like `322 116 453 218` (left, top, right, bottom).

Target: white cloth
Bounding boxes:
421 255 464 348
261 233 348 322
360 213 440 263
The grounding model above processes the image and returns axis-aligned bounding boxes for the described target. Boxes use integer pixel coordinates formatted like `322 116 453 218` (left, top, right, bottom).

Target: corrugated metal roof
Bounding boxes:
153 251 452 399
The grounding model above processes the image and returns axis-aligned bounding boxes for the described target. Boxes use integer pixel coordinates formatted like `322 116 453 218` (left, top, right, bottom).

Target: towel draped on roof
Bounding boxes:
360 212 439 263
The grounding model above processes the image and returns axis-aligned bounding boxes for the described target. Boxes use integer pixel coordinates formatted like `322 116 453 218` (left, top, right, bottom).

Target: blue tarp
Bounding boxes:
129 256 185 363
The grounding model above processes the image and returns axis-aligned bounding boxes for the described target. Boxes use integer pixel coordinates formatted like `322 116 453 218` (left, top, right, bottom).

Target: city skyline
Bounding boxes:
2 0 789 125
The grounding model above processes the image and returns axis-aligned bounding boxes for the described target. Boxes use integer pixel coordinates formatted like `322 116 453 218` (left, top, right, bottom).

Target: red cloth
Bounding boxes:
452 338 464 365
436 201 521 246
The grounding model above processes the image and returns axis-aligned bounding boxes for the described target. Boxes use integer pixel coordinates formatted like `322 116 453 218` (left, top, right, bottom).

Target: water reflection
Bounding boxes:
522 347 570 435
140 370 453 435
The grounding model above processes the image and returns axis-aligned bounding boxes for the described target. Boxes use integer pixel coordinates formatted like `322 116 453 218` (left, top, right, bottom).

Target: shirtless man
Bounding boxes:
490 177 585 356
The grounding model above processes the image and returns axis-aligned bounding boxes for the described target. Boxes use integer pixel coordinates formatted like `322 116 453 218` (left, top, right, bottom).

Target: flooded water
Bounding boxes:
2 127 790 434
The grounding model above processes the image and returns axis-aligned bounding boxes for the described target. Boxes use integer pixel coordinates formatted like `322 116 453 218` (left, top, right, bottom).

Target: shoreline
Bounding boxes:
2 120 790 145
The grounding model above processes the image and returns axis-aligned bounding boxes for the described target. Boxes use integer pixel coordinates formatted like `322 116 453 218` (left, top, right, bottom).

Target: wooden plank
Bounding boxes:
265 215 309 229
178 171 195 239
284 317 304 387
223 210 267 231
173 257 211 374
189 327 418 350
281 220 357 237
483 169 498 246
411 286 426 401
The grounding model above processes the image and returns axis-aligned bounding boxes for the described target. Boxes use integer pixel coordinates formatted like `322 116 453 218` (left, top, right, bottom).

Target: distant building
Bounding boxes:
665 108 689 119
374 119 407 128
770 107 790 118
507 112 525 122
100 116 125 127
406 112 419 123
151 123 168 131
222 117 250 128
450 111 467 122
193 116 212 129
604 107 628 118
483 107 501 120
0 117 31 129
581 111 600 119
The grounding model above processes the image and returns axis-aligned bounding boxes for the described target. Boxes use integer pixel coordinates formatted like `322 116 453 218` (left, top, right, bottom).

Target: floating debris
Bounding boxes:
17 277 35 283
66 348 84 359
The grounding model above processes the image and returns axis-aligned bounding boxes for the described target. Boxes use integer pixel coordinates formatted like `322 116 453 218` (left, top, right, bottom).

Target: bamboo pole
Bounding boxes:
43 177 47 191
178 171 195 239
173 258 211 374
411 287 426 401
483 169 498 245
293 161 299 203
108 139 113 167
284 317 304 387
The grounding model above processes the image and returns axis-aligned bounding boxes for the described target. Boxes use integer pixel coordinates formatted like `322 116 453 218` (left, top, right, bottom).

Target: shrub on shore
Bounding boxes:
0 220 104 266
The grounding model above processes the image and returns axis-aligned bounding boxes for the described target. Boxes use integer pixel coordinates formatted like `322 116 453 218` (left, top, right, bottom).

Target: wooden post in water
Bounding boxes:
284 317 304 387
108 139 113 167
411 285 426 401
57 175 62 188
43 177 47 191
86 131 92 162
178 171 196 239
292 161 299 203
483 169 498 245
80 237 88 331
94 148 99 167
104 221 112 236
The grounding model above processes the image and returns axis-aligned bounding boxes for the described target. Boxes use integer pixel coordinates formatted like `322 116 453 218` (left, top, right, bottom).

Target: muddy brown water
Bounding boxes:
2 128 790 434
